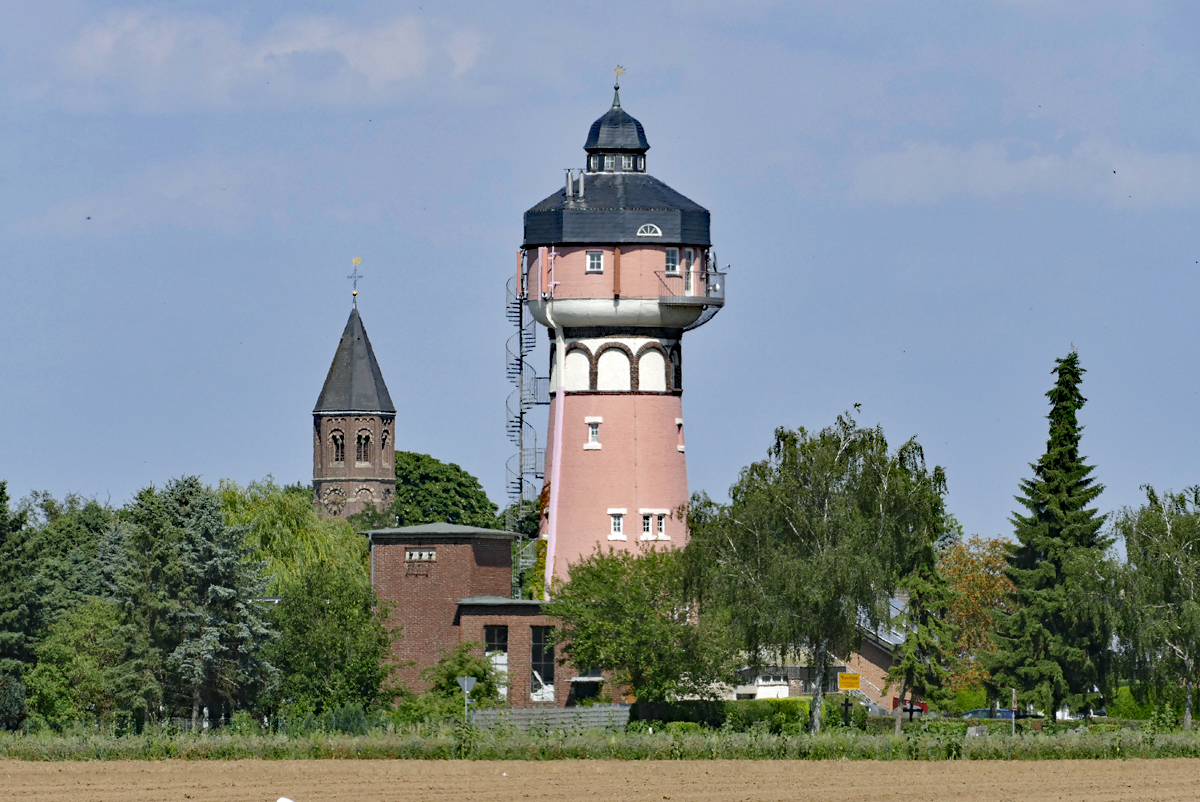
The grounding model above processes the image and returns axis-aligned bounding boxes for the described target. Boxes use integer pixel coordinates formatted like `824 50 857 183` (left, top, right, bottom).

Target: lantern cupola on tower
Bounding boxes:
583 81 650 173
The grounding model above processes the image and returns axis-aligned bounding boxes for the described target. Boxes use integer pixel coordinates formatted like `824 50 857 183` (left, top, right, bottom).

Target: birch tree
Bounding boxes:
685 413 946 733
1117 486 1200 730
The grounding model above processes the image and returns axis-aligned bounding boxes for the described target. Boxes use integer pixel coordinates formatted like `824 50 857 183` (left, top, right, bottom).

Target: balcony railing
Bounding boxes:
655 270 726 307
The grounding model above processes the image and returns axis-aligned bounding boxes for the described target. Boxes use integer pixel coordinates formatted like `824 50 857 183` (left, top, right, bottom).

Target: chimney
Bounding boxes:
565 169 574 198
577 169 584 199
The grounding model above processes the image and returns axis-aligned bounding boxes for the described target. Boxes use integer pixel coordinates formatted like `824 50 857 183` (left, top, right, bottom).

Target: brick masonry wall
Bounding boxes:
458 606 572 708
372 536 513 693
844 640 894 708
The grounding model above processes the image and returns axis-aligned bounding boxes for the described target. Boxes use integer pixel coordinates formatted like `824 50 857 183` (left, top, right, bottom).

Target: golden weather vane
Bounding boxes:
613 65 625 107
348 257 363 307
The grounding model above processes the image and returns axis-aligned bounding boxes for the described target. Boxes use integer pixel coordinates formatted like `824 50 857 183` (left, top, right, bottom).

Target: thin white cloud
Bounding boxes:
46 11 478 111
848 137 1200 208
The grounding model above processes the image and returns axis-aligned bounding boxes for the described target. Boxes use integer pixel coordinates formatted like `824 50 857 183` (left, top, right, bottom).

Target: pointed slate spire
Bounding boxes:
314 308 395 414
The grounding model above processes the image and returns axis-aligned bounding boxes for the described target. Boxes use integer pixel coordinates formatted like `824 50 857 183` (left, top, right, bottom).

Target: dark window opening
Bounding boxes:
532 626 555 684
332 432 345 464
485 625 508 654
356 432 371 463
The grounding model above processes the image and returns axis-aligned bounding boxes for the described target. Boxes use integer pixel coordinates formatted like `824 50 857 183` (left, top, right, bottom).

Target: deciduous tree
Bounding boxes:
938 535 1017 692
685 413 946 732
1116 486 1200 730
263 559 397 715
548 547 736 704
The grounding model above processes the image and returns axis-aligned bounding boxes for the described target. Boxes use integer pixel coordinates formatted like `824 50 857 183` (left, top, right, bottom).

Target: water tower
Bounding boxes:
511 79 725 589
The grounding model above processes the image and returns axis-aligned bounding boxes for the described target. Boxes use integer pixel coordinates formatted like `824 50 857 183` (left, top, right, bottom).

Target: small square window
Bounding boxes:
611 514 623 535
604 155 615 170
643 514 652 534
665 248 680 274
586 251 603 273
588 422 600 443
622 155 633 170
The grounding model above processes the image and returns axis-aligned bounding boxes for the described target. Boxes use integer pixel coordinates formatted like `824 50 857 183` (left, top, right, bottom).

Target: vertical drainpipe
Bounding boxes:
369 531 375 589
543 254 566 600
613 246 621 298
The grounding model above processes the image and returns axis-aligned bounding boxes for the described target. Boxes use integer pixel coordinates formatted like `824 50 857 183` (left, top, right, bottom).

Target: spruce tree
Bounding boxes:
983 351 1113 720
886 529 954 734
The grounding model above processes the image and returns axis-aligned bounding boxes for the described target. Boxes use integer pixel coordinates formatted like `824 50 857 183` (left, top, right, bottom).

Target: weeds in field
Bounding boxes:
3 724 1200 761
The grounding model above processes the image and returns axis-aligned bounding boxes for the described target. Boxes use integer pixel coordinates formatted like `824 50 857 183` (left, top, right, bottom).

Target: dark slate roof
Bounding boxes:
313 308 395 414
584 106 649 153
524 173 710 247
528 173 705 213
358 522 520 539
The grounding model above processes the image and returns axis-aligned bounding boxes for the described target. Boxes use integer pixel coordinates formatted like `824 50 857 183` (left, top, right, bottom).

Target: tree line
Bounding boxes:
0 451 505 731
549 351 1200 733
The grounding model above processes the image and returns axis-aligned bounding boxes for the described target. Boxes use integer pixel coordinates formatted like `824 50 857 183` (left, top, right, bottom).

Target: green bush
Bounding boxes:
821 695 867 731
0 675 27 731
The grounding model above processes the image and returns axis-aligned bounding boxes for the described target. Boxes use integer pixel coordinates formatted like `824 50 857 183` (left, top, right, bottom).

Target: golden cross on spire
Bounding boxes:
348 257 363 307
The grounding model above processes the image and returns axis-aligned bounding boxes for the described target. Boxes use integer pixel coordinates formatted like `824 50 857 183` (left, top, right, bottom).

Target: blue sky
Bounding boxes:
2 0 1198 540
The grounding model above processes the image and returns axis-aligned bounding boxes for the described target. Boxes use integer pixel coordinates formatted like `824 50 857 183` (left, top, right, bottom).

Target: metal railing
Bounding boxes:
654 270 726 307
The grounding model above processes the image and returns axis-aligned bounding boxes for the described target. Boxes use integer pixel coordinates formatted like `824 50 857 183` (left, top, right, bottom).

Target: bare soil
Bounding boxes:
2 758 1197 802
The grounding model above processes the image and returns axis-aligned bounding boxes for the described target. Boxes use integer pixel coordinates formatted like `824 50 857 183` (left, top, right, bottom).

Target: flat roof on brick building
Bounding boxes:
359 522 522 540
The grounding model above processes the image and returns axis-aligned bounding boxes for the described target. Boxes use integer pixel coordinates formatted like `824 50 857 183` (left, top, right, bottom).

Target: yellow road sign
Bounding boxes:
838 673 861 691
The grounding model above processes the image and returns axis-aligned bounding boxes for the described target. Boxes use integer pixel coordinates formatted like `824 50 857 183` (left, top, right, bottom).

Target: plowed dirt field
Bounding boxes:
2 758 1197 802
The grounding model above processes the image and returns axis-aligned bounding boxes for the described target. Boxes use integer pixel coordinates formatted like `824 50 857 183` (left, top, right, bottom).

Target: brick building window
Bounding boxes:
657 515 666 538
588 422 599 443
642 514 652 536
356 431 371 464
610 513 623 537
531 626 555 702
586 251 603 273
332 431 345 464
485 625 509 700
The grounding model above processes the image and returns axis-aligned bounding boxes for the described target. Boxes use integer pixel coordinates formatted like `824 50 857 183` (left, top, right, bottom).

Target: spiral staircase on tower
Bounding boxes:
505 275 548 582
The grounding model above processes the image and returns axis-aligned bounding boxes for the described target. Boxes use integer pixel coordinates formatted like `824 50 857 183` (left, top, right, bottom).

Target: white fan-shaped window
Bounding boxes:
597 349 632 391
564 350 591 391
638 351 666 392
636 223 663 237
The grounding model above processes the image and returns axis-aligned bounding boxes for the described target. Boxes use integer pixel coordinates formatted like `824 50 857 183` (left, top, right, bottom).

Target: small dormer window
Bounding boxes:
636 224 663 237
637 156 645 171
622 155 633 171
590 155 601 172
604 155 615 171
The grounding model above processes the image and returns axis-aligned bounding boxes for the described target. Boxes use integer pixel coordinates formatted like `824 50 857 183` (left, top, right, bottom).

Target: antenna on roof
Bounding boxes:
348 257 363 308
613 65 625 108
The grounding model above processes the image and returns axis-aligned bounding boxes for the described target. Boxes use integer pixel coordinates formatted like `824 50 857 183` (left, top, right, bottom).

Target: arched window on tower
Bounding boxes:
381 430 389 452
332 431 345 465
356 431 371 465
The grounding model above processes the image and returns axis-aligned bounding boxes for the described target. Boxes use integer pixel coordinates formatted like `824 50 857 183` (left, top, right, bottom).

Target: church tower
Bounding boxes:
520 80 725 586
313 307 396 517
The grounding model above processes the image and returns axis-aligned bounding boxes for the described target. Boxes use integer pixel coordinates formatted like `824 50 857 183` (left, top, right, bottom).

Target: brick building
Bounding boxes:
365 522 589 706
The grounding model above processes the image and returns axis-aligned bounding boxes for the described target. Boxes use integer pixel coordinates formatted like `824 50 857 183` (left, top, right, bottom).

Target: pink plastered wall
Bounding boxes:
526 246 706 302
543 390 688 580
